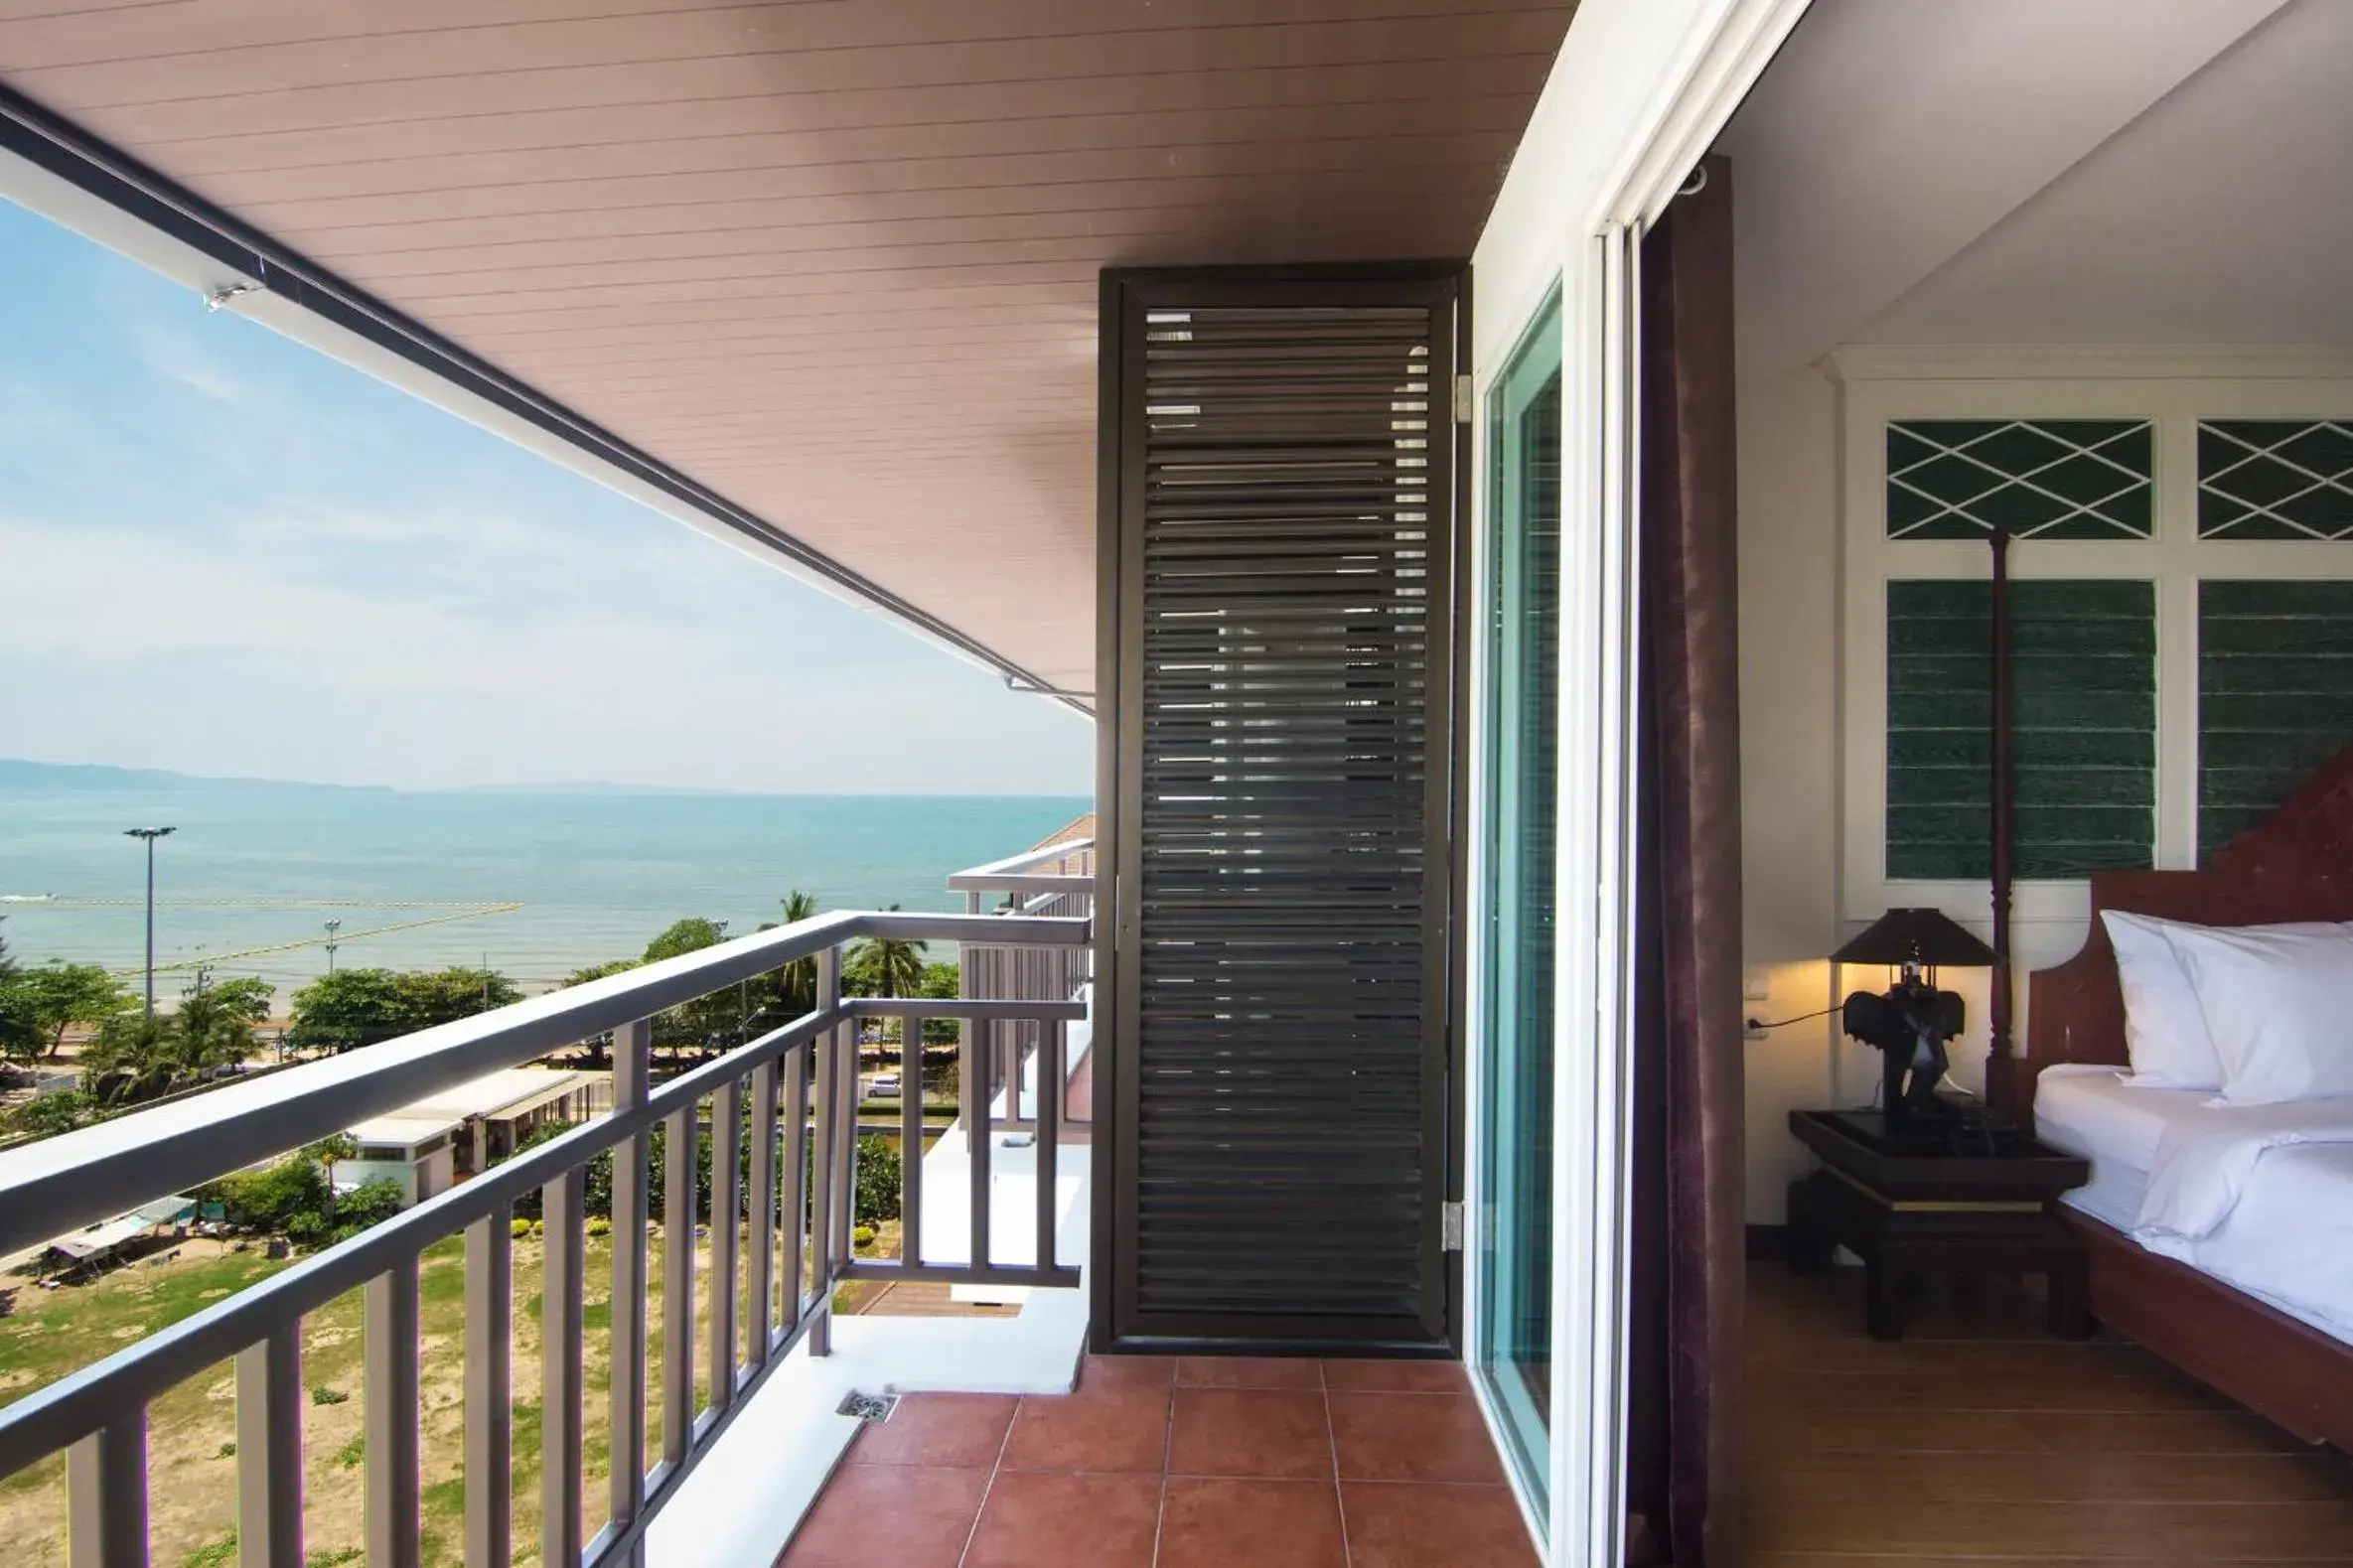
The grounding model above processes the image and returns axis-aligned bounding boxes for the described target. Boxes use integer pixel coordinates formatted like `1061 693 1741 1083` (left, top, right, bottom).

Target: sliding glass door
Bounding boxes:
1476 291 1563 1509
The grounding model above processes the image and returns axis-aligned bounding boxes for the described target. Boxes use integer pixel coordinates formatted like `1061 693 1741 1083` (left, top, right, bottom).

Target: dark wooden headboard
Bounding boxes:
1995 745 2353 1121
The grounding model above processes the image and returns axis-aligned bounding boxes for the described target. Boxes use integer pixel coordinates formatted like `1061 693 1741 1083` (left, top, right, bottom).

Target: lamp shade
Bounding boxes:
1830 907 1999 968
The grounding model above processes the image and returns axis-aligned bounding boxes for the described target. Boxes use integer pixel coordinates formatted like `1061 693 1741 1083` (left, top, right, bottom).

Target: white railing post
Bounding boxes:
235 1326 303 1568
363 1255 422 1568
706 1078 741 1405
809 949 839 1357
964 1015 989 1272
747 1059 779 1364
660 1100 697 1468
899 1011 924 1270
608 1018 652 1560
462 1210 513 1568
1037 1020 1062 1274
541 1169 585 1568
780 1046 809 1338
68 1413 146 1568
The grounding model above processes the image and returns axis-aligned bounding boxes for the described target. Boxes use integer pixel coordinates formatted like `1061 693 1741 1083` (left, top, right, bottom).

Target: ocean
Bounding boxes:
0 763 1089 995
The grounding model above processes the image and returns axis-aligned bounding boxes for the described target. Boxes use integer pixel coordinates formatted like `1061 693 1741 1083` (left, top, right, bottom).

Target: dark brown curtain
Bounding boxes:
1631 152 1746 1568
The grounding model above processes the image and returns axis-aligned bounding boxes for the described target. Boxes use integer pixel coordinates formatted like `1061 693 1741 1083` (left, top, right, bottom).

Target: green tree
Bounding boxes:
4 1088 97 1138
175 975 271 1073
286 968 409 1053
80 1011 181 1103
775 889 821 1013
918 959 962 1046
288 965 519 1053
393 966 521 1028
845 908 926 1001
562 957 640 988
13 961 133 1057
304 1133 360 1214
0 933 40 1065
640 919 741 1061
643 918 728 963
79 973 269 1102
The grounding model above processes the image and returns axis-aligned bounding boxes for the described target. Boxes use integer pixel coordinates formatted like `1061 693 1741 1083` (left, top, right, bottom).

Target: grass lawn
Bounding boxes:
0 1214 833 1568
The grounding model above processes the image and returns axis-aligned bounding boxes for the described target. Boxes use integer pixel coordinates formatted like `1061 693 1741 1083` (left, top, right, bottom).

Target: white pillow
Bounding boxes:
2164 922 2353 1105
2102 912 2349 1090
2103 910 2228 1088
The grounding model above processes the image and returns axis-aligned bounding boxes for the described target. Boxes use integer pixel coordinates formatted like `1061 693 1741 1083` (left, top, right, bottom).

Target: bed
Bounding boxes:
1993 746 2353 1453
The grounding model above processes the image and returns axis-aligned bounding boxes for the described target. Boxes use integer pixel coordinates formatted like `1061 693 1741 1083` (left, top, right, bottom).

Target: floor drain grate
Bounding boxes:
836 1390 899 1424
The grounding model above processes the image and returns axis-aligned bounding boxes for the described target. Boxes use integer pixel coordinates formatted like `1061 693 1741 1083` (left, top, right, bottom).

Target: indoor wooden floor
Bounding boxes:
1748 1260 2353 1566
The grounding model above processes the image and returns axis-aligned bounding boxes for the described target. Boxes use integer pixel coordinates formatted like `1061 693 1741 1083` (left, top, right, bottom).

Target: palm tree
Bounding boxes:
776 889 820 1013
847 907 926 1001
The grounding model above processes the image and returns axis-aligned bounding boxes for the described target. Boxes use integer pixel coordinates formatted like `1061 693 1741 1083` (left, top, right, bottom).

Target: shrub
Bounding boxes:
207 1159 331 1235
852 1224 876 1249
4 1089 99 1140
310 1385 349 1406
333 1179 405 1232
852 1133 902 1222
586 1216 612 1238
512 1217 533 1240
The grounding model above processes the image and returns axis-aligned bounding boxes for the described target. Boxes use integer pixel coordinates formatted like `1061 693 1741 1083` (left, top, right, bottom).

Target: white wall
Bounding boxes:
1734 365 1842 1221
1729 359 2182 1220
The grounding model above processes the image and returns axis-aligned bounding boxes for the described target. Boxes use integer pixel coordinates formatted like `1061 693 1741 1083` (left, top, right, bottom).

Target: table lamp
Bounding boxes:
1832 908 2000 1125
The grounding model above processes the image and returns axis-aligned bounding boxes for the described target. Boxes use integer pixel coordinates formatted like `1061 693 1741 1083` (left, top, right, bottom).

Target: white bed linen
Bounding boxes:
2033 1066 2353 1344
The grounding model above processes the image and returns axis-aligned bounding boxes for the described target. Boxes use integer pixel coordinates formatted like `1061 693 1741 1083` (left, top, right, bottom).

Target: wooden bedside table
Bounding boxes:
1785 1108 2093 1343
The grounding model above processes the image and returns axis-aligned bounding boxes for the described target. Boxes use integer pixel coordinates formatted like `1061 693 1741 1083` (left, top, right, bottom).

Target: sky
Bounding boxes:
0 197 1093 795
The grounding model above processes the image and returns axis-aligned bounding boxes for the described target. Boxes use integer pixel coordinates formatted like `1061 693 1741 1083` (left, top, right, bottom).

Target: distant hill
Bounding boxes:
0 759 372 793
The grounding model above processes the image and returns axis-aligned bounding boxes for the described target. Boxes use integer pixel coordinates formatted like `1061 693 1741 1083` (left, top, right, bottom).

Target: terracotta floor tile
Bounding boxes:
1320 1357 1469 1394
1080 1353 1179 1389
1176 1355 1324 1390
1168 1388 1334 1481
1342 1482 1542 1568
844 1392 1016 1469
777 1463 986 1568
1159 1478 1348 1568
1328 1392 1508 1485
962 1470 1162 1568
1000 1383 1172 1474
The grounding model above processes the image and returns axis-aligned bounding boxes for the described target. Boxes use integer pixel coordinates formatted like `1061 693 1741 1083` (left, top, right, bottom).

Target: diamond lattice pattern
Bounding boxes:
1887 420 2153 540
2197 420 2353 540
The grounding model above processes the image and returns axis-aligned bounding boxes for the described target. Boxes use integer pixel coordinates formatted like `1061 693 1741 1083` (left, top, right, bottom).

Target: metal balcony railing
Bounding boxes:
953 838 1093 1134
0 905 1088 1568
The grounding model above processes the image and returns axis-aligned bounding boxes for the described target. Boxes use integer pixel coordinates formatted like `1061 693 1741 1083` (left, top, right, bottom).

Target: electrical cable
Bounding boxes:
1743 1005 1836 1033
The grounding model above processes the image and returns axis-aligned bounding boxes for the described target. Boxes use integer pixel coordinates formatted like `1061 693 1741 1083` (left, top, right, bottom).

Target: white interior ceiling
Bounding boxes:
1716 0 2351 376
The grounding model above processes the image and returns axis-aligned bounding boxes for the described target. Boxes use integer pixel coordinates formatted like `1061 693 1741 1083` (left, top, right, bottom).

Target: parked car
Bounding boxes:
867 1072 901 1099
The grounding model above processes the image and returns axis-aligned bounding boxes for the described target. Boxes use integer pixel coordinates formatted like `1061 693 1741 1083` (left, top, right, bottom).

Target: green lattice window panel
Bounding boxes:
1887 579 2155 880
2197 420 2353 539
1887 420 2152 540
2199 580 2353 857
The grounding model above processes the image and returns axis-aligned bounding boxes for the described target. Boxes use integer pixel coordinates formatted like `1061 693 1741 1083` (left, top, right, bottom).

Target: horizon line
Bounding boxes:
0 757 1092 801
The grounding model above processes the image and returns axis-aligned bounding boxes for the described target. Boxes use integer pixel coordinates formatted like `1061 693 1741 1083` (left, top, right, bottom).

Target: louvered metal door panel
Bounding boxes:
1103 272 1460 1350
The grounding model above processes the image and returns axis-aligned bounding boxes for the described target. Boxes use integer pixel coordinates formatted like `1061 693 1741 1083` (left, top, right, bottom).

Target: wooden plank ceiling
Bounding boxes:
0 0 1575 694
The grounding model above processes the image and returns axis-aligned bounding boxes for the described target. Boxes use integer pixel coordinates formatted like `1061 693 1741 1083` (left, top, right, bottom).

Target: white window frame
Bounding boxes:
1466 2 1814 1563
1835 352 2353 936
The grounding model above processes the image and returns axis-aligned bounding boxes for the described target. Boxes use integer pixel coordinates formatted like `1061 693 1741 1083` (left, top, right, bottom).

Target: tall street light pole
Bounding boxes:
124 826 176 1019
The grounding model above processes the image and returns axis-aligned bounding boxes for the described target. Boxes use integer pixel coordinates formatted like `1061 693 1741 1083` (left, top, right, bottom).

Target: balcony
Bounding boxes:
0 828 1527 1568
0 839 1097 1568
